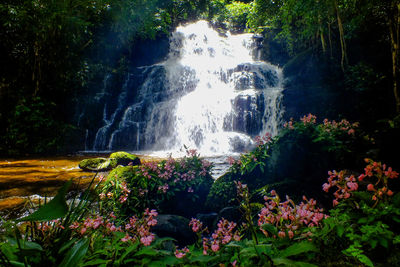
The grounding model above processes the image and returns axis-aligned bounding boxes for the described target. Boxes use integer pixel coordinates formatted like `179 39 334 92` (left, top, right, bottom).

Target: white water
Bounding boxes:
91 20 284 158
151 21 283 156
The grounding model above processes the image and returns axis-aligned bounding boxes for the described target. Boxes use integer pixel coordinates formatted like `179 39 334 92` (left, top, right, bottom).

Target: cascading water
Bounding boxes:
90 20 284 156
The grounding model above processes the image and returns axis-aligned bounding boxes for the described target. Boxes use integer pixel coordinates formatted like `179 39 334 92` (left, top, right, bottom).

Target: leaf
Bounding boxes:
262 223 278 236
18 180 72 222
279 242 318 258
81 259 109 266
58 238 78 254
59 238 90 267
148 261 167 267
190 255 216 263
336 225 345 237
118 242 140 263
21 240 43 251
161 256 182 266
134 247 158 257
273 258 317 267
379 238 389 248
8 261 26 267
355 254 374 267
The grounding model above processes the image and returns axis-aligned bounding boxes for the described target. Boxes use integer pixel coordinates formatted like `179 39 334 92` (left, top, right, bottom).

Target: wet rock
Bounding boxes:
195 212 218 232
109 151 141 166
152 214 196 246
78 158 116 172
216 206 242 224
79 151 140 172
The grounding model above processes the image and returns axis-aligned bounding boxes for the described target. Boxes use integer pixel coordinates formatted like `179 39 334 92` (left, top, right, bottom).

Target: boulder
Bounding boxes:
109 151 141 166
152 215 196 246
78 151 140 172
78 158 117 172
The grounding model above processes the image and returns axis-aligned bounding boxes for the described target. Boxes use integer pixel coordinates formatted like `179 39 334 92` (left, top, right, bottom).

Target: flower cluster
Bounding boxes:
203 218 241 254
358 158 398 202
36 219 65 233
254 132 272 147
68 209 158 246
189 218 203 233
258 190 327 239
322 170 359 206
283 118 294 129
300 113 317 125
137 154 212 195
99 178 131 204
174 246 190 258
321 118 359 135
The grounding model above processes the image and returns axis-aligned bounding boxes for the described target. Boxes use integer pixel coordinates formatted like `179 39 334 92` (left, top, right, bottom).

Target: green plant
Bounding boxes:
316 159 400 266
98 149 214 217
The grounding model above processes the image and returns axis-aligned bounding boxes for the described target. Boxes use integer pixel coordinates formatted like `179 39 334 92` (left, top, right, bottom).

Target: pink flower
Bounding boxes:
175 247 189 258
367 184 375 191
387 190 394 196
322 183 330 192
140 234 155 246
121 234 131 242
211 241 220 252
288 230 294 239
189 218 203 233
278 231 286 238
69 221 80 229
332 199 339 206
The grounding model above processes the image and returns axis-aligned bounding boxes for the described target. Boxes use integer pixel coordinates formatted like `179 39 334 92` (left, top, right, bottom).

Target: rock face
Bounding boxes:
78 151 140 172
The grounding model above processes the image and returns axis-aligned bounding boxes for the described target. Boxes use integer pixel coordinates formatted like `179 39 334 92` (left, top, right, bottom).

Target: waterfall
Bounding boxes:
91 20 284 156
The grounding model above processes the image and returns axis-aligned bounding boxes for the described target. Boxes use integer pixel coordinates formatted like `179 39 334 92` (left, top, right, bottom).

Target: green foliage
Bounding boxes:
314 161 400 266
208 0 251 32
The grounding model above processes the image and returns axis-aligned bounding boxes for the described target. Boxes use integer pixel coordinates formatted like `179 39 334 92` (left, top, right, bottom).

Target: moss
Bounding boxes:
79 158 110 172
206 172 238 212
109 151 141 166
106 165 137 181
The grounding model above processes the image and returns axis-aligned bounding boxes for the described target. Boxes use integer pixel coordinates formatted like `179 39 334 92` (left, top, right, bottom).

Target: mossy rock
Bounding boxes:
206 172 238 212
109 151 141 166
79 152 140 172
106 165 137 181
78 158 117 172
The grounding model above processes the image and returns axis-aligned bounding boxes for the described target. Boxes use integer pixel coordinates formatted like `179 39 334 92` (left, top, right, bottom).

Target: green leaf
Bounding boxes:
190 255 216 263
9 261 26 267
81 259 109 266
273 258 317 267
59 238 90 267
279 242 318 258
261 223 278 236
118 241 140 263
356 254 374 267
134 247 158 257
18 180 72 222
161 256 182 266
379 238 389 248
336 225 345 237
58 238 78 254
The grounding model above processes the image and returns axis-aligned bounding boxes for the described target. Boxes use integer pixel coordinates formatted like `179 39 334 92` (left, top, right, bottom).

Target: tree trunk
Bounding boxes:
334 0 348 71
389 1 400 113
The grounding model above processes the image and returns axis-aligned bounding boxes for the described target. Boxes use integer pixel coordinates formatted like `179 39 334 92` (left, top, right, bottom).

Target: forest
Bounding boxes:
1 0 400 266
1 0 399 156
